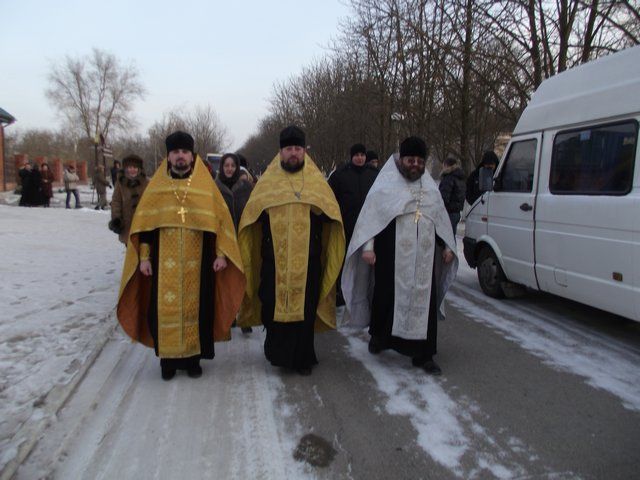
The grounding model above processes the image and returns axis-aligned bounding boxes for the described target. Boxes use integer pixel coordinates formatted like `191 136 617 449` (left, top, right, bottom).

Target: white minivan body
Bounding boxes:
463 46 640 322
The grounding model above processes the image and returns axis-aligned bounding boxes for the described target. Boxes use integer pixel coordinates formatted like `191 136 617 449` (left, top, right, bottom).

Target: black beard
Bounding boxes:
280 159 304 173
397 162 424 181
173 163 190 172
170 165 192 178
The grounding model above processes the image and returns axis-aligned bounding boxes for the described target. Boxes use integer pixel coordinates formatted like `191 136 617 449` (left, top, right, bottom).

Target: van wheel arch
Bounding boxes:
477 246 506 298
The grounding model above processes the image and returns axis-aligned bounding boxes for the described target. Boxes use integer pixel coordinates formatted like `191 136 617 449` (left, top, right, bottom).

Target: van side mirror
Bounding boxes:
479 166 494 193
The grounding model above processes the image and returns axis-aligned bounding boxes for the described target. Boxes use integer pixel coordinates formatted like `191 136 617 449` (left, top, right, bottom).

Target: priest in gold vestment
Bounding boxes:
117 131 245 380
238 126 344 375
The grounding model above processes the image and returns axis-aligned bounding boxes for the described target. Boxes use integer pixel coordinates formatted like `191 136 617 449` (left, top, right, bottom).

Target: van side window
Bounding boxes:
550 121 637 195
496 140 537 193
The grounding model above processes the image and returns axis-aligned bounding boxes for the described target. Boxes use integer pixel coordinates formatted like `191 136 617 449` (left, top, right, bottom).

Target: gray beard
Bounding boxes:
396 161 424 181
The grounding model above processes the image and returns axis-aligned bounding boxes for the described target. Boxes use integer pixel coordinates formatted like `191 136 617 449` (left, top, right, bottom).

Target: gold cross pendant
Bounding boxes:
414 209 422 224
177 206 187 223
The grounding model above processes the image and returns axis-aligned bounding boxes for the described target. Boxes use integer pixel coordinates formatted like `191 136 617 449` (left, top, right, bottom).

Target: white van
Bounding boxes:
463 46 640 322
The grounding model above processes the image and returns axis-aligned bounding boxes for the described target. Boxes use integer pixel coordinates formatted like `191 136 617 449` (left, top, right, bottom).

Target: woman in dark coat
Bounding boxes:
215 153 253 231
18 163 32 206
40 163 55 207
215 153 253 333
109 154 149 245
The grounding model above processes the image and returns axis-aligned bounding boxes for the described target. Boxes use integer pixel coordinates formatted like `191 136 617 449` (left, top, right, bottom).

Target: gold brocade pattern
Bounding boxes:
237 154 345 330
269 203 311 321
117 156 246 351
157 227 203 358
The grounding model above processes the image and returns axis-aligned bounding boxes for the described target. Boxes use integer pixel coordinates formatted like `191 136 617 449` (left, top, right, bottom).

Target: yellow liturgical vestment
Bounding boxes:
237 154 344 331
117 157 245 357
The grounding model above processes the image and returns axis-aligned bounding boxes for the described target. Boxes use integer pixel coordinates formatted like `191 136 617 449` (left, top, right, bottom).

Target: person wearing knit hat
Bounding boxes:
365 150 380 169
279 125 306 150
165 130 195 156
328 143 379 305
237 125 345 376
116 131 245 381
341 135 457 376
110 154 149 244
465 150 498 205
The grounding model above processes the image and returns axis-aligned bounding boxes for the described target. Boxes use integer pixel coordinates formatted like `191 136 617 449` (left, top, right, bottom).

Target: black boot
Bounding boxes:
368 336 385 354
187 363 203 378
412 356 442 376
161 365 176 381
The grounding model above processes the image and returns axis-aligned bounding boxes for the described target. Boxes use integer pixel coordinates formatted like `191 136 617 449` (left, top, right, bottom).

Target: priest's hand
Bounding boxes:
140 260 153 276
443 248 454 264
213 256 227 272
362 251 376 265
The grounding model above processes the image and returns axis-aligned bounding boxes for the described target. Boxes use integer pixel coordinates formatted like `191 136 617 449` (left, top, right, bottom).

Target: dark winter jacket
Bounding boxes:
215 177 253 231
40 168 55 199
20 168 43 206
439 165 466 213
110 167 120 186
328 161 378 245
18 168 31 206
110 172 149 244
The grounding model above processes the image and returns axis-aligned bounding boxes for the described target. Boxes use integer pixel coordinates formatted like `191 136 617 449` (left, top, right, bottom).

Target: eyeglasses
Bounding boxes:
401 156 426 166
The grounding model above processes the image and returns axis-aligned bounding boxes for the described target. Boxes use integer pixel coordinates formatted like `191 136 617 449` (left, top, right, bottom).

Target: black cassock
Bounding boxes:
369 219 441 361
258 211 325 371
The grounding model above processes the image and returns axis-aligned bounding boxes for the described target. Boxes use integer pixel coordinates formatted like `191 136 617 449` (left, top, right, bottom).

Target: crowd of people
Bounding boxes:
15 127 498 381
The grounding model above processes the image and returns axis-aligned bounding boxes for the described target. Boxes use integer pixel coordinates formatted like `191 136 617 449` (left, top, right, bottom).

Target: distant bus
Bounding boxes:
205 153 223 173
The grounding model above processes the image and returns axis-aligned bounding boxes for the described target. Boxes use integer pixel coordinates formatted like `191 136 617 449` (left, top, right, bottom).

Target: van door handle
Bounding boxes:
520 203 533 211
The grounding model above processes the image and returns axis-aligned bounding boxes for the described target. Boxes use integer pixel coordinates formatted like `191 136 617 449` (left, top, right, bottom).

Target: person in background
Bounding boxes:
109 154 149 245
216 153 253 232
63 164 81 209
438 157 466 237
93 164 111 210
40 163 55 208
466 151 498 205
215 152 254 334
110 160 121 186
365 150 380 170
18 160 32 207
328 143 379 306
237 153 257 185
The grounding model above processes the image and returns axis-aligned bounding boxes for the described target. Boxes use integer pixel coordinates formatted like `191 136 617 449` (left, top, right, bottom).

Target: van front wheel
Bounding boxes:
477 247 506 298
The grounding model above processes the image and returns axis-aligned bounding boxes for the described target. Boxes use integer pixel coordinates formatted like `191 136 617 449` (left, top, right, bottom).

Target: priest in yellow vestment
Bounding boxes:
238 126 344 375
117 131 245 380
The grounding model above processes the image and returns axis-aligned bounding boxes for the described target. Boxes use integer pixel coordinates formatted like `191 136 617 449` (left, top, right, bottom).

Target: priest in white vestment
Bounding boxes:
341 136 458 375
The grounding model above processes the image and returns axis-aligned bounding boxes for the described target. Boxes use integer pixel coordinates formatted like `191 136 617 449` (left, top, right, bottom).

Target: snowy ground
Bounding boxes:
1 201 639 479
0 188 120 475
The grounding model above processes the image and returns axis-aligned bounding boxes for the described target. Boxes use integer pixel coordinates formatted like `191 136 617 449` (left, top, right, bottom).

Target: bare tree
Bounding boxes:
243 0 638 177
6 127 82 161
46 48 145 166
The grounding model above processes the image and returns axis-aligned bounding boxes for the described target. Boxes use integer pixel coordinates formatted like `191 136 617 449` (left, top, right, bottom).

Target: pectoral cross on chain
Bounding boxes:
414 209 422 224
177 206 187 223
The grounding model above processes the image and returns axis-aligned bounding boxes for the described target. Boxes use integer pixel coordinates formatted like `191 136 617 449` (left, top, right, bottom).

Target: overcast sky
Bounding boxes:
1 0 350 150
